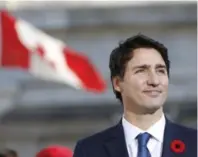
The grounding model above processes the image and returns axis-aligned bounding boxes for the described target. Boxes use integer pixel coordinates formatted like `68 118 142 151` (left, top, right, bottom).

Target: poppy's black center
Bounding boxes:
175 144 180 149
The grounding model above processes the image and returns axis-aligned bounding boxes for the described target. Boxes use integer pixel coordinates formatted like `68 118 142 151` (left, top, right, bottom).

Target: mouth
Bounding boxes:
143 90 162 97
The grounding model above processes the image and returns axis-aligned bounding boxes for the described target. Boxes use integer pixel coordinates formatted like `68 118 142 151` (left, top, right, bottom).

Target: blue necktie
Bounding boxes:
137 132 151 157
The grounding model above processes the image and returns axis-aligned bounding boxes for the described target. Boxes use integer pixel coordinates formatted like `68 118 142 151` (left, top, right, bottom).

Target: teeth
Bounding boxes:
150 91 158 94
145 91 160 96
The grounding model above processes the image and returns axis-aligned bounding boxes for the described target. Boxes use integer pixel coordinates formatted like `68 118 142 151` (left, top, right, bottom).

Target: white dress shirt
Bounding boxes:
122 114 166 157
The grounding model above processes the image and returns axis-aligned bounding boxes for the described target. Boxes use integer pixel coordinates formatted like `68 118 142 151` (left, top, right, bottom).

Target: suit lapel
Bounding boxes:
161 118 186 157
104 120 129 157
161 118 175 157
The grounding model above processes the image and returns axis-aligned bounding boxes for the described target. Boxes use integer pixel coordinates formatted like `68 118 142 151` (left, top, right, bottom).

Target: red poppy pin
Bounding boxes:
170 140 185 153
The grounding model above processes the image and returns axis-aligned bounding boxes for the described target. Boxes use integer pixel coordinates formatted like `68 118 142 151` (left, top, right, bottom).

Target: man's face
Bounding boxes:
113 48 169 113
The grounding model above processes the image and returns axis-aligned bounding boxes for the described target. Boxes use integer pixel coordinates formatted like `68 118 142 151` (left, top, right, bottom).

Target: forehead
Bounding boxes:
128 48 166 66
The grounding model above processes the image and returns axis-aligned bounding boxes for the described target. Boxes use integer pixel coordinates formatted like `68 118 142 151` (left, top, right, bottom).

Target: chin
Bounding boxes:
142 103 162 113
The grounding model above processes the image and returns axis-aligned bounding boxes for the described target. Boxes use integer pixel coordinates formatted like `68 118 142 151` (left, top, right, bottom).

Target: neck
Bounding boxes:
123 107 163 130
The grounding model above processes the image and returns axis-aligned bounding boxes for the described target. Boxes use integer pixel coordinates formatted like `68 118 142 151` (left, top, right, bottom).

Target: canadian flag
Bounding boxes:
0 10 106 93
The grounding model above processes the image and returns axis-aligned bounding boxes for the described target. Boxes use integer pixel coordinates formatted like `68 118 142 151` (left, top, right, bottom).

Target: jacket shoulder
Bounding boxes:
73 124 119 157
171 122 197 144
78 124 118 145
173 122 197 134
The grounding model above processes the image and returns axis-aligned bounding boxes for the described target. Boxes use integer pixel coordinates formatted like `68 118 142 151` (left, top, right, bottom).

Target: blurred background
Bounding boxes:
0 1 196 157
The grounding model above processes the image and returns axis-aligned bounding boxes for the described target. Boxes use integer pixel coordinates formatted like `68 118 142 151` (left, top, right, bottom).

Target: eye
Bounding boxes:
158 69 166 74
135 69 145 73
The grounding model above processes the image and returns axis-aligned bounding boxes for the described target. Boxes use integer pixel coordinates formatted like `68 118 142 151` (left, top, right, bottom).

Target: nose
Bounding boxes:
147 72 160 87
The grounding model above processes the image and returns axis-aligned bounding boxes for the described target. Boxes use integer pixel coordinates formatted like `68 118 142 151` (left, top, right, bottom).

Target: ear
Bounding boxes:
112 76 122 92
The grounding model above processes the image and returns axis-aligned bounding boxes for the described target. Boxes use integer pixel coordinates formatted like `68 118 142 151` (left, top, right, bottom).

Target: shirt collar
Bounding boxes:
147 114 166 142
122 114 166 144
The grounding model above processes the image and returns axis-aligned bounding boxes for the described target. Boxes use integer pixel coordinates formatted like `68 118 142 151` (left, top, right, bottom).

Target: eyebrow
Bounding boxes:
156 64 167 69
132 64 166 70
132 64 149 70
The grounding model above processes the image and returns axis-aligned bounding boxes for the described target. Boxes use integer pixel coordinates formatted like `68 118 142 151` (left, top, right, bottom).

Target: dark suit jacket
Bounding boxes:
73 118 197 157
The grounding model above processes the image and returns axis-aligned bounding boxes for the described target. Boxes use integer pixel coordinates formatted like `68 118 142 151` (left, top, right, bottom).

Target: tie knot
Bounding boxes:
137 132 151 146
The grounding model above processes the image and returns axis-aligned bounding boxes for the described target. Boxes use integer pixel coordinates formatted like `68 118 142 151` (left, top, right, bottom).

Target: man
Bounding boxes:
73 34 197 157
1 149 18 157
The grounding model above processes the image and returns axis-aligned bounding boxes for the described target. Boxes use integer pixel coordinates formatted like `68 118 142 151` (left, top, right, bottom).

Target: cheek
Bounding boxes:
125 77 144 91
161 78 169 89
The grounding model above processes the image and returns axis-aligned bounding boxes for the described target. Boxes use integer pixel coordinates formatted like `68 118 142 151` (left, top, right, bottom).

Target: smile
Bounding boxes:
143 90 161 97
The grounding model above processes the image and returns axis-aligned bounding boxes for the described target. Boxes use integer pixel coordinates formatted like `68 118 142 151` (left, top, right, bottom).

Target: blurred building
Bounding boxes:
0 2 196 157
